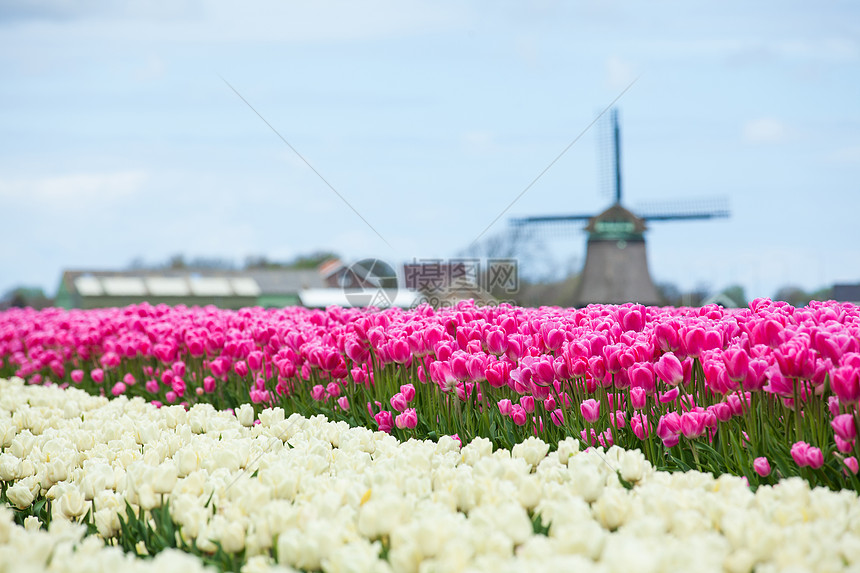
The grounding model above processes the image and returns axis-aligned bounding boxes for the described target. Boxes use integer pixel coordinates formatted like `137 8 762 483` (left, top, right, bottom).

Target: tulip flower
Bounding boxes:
753 457 771 477
395 408 418 429
580 399 600 424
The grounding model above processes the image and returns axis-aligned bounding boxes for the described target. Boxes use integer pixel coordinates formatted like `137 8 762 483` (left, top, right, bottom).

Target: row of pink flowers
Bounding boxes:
2 298 860 478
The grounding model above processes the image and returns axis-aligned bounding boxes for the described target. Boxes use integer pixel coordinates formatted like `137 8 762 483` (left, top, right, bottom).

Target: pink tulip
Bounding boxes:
234 360 249 377
145 379 159 393
172 361 186 378
247 351 263 372
497 399 513 417
171 377 186 397
844 457 859 475
550 408 564 427
71 369 84 384
250 389 270 403
511 404 528 426
832 413 857 442
544 328 565 352
655 352 684 386
835 435 855 453
557 391 572 408
599 428 614 448
750 318 783 348
630 414 649 440
656 412 681 442
723 347 750 382
709 402 733 422
111 382 126 396
581 428 598 447
679 411 707 439
400 383 416 402
629 364 655 393
99 351 120 369
311 384 326 401
374 410 394 433
654 321 680 352
520 396 535 414
753 457 771 477
805 446 824 469
790 441 810 467
203 376 216 393
390 392 408 412
395 408 418 429
659 387 680 403
683 327 706 357
389 339 411 364
832 366 860 404
91 368 104 384
580 399 600 424
485 328 508 355
630 387 647 410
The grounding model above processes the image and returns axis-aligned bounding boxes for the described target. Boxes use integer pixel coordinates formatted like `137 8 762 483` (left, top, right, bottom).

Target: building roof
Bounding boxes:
60 268 325 298
833 283 860 304
584 203 648 240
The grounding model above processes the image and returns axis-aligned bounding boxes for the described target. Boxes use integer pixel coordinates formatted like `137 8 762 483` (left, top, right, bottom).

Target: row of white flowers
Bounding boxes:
2 376 860 573
0 504 217 573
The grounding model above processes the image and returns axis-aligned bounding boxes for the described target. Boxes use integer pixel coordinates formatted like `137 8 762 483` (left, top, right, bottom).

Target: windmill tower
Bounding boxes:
510 108 729 307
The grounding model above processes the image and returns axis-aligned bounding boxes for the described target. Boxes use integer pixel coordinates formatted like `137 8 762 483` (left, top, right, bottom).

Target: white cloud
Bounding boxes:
742 117 791 144
0 171 147 203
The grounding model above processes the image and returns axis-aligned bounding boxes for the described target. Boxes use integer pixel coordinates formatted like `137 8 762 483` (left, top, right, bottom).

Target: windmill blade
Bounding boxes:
636 197 730 221
597 108 616 203
508 215 589 238
510 214 594 225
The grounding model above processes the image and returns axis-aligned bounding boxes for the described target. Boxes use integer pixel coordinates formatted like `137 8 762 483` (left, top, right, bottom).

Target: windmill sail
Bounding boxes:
507 106 730 307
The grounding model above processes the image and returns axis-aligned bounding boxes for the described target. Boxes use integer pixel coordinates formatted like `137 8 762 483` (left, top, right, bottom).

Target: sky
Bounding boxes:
1 1 859 303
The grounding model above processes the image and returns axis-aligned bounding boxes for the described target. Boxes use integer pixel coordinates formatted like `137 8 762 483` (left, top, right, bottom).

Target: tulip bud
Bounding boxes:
753 457 771 477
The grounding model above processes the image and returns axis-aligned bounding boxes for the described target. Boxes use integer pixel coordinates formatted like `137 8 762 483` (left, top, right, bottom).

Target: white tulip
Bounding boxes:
236 404 255 427
162 405 187 429
57 488 87 519
46 457 69 485
259 407 285 428
0 453 22 481
94 507 120 538
593 487 630 530
322 539 388 573
568 462 604 503
22 516 40 532
512 436 549 468
6 482 35 509
0 420 15 448
550 519 605 559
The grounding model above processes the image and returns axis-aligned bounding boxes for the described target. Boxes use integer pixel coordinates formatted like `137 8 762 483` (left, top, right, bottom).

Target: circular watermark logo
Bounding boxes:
342 258 399 308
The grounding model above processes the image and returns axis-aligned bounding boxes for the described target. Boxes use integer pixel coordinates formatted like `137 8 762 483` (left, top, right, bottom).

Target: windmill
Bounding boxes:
510 107 729 307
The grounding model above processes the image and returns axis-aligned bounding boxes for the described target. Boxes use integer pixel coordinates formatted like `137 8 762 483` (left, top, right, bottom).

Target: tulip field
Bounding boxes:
2 298 860 571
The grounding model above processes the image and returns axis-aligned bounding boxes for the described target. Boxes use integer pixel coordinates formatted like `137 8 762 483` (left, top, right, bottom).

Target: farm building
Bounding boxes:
54 262 422 310
55 268 325 310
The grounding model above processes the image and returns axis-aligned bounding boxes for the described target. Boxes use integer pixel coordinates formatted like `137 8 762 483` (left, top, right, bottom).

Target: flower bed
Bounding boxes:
2 299 859 490
2 377 860 572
